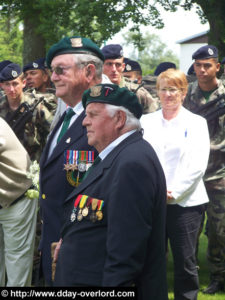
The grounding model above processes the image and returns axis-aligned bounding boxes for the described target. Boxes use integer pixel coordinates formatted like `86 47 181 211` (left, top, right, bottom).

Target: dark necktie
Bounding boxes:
57 108 75 143
83 156 101 180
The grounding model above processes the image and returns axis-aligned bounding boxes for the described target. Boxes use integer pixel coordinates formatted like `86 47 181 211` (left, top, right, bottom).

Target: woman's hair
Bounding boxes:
105 104 141 131
156 68 188 94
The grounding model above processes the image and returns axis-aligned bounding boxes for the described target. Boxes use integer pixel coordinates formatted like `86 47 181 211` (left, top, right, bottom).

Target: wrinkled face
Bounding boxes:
1 77 25 101
51 54 86 103
194 58 220 84
158 79 184 111
103 57 125 84
24 69 48 91
82 102 118 152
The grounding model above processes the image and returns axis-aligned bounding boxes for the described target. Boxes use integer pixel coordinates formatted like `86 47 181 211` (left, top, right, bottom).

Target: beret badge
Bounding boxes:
12 70 18 78
70 37 83 48
208 48 214 56
32 62 38 68
90 85 102 97
126 64 132 71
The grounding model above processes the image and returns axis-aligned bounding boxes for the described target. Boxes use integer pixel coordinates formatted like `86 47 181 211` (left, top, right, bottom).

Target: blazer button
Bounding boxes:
42 194 46 199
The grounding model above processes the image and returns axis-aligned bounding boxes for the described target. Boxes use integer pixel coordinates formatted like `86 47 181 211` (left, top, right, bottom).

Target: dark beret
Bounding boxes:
221 57 225 65
0 62 22 82
154 62 176 76
192 45 218 60
82 83 143 119
124 58 142 73
23 58 47 72
187 63 195 76
46 36 104 68
101 44 123 60
0 60 12 72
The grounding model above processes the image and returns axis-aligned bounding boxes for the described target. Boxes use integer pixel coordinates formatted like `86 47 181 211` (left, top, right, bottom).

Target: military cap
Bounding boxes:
0 60 12 72
154 62 176 76
0 62 22 82
101 44 123 60
221 57 225 64
82 83 143 119
23 58 47 73
124 58 142 73
192 45 218 60
187 63 195 76
46 36 104 68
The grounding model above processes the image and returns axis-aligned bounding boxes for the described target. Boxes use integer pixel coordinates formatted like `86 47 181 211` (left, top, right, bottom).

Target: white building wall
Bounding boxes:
179 43 207 74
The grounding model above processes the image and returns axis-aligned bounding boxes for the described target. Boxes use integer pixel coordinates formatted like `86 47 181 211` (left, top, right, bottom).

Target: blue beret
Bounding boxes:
82 83 143 119
101 44 123 60
192 45 218 60
187 63 195 75
23 58 47 73
124 58 142 73
0 63 22 82
46 36 104 68
0 60 12 72
154 62 176 76
221 57 225 65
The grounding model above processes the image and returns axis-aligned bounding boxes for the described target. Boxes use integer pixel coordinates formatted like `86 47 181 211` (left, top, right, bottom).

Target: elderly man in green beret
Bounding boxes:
52 84 168 300
39 36 104 285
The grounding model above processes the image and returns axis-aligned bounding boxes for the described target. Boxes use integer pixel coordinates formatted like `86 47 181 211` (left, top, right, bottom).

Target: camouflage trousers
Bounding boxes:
205 178 225 283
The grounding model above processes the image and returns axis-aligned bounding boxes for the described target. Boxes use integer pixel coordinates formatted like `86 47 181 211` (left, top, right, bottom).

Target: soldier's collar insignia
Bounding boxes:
12 70 18 78
70 38 83 48
90 85 102 97
208 48 214 56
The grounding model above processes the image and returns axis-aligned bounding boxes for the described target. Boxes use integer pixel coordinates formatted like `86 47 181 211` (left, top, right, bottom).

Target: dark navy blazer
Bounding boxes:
39 111 97 284
54 131 168 300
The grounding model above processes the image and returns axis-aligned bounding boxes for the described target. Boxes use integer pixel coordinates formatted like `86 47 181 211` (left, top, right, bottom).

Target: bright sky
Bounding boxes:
109 5 209 57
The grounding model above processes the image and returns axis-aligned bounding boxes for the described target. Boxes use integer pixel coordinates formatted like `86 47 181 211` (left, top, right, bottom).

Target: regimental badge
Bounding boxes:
70 37 83 48
64 150 95 187
126 64 132 71
90 85 102 97
12 70 18 78
33 62 38 68
208 48 214 56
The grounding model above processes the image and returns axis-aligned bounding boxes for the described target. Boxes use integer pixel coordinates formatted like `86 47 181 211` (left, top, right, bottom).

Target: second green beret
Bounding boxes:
82 84 143 119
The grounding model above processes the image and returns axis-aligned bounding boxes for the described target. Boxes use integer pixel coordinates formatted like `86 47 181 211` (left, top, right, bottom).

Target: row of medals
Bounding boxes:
71 205 103 223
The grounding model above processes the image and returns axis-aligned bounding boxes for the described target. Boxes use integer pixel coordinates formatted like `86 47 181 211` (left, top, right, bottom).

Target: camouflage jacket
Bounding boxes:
0 91 57 161
120 76 159 114
183 79 225 182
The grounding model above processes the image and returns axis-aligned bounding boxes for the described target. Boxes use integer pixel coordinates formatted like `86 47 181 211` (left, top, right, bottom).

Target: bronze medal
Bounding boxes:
82 206 89 217
96 210 103 221
90 212 97 223
77 209 83 221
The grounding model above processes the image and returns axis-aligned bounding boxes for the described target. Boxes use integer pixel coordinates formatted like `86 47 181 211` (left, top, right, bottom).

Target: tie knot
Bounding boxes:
65 108 75 121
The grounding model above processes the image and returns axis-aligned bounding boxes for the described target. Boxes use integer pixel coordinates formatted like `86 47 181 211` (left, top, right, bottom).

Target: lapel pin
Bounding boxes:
66 137 71 143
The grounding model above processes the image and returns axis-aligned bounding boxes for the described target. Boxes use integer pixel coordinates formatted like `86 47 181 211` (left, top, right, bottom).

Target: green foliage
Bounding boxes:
122 31 179 75
0 13 23 65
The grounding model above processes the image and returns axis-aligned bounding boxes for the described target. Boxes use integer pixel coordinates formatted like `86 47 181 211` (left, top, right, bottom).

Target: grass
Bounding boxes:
167 231 225 299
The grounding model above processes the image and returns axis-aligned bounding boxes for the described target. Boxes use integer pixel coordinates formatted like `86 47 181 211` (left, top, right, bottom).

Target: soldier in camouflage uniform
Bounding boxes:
0 62 56 162
101 44 159 114
183 45 225 294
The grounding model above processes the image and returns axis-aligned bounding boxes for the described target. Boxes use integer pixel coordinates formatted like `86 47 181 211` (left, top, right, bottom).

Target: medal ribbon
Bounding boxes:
97 200 104 211
74 194 82 209
79 195 88 209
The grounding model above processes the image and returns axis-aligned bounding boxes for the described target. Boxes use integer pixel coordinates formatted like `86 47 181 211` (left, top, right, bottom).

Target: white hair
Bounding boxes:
73 54 103 80
104 103 141 130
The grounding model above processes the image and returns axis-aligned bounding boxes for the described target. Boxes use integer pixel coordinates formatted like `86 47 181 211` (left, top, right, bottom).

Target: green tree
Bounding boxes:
122 31 179 75
0 12 23 65
0 0 224 63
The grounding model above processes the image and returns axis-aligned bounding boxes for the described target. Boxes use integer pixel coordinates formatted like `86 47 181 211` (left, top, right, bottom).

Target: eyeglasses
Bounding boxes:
159 87 180 94
50 66 73 75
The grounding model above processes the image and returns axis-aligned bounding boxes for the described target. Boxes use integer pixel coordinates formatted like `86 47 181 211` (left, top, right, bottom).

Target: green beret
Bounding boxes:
46 36 104 68
82 84 143 119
